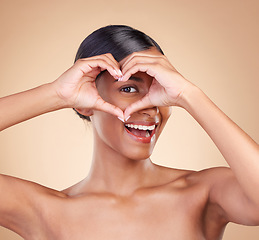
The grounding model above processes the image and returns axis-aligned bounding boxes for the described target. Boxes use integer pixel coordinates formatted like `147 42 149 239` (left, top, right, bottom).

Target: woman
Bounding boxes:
0 25 258 240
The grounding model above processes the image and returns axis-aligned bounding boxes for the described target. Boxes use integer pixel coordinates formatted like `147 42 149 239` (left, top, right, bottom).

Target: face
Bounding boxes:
91 49 172 160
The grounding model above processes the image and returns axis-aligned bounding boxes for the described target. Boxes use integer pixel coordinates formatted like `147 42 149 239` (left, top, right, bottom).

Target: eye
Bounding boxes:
120 86 137 93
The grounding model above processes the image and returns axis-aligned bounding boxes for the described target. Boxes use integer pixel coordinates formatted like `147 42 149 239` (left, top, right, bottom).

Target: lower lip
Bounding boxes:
124 127 156 144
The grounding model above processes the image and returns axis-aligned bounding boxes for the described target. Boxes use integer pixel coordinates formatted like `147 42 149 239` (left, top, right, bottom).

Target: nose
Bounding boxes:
137 106 159 117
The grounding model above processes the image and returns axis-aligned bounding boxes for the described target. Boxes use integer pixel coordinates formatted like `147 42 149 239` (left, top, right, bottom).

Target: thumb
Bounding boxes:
124 95 153 120
94 97 124 120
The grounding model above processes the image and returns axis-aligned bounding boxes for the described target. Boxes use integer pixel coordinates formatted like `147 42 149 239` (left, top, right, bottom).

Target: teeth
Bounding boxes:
146 131 150 137
125 124 156 131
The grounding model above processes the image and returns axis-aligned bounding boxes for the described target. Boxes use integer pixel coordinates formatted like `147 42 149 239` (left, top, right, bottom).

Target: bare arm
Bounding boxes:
0 54 123 234
0 83 64 131
181 86 259 224
0 54 124 132
121 50 259 225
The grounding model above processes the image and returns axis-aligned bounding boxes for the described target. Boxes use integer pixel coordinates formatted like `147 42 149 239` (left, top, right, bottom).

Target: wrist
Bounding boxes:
177 83 203 110
44 82 69 110
48 81 72 109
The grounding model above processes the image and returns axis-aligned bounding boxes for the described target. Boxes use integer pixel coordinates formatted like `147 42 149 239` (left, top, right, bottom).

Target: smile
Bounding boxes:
124 123 157 143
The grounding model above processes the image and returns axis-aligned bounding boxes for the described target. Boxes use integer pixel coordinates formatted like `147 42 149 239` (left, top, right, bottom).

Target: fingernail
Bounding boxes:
118 76 124 81
125 115 131 121
113 69 119 76
118 69 123 76
117 117 125 122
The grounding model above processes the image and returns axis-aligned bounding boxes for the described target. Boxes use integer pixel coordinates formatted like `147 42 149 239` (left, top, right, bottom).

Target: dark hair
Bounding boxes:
74 25 164 121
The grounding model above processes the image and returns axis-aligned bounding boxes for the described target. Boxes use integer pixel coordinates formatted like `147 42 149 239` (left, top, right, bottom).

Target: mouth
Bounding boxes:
124 122 157 143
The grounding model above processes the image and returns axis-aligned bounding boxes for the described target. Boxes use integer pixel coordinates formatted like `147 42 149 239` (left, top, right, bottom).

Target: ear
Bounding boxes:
75 108 94 117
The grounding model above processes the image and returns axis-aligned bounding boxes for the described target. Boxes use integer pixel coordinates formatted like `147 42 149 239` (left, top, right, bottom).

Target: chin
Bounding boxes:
121 147 154 161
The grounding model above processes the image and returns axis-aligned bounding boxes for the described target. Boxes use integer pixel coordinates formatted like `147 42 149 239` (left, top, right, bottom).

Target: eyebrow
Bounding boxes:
129 76 144 82
114 76 144 82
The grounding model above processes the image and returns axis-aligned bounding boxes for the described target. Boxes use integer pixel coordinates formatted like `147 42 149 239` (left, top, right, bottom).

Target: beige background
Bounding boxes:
0 0 258 239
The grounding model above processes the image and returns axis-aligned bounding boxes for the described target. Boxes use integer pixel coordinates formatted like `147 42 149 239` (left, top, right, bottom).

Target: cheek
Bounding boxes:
160 106 172 120
96 85 127 110
114 98 135 111
91 111 120 142
105 93 144 111
157 106 172 135
92 111 116 128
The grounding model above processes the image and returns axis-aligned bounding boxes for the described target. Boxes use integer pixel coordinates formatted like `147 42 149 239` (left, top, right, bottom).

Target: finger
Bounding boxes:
75 59 121 80
91 53 122 76
124 95 153 120
122 62 161 82
94 97 124 119
79 54 119 70
122 56 159 76
121 51 164 70
102 53 121 70
121 56 171 82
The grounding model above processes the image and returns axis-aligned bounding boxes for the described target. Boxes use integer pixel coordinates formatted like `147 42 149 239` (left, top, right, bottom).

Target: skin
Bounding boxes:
0 48 259 240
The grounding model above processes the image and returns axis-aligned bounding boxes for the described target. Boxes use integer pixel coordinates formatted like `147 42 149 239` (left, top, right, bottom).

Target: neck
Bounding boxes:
85 136 156 196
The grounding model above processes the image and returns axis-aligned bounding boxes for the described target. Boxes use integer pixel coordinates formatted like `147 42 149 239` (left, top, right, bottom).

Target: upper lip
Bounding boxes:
124 121 159 126
124 121 159 130
125 123 156 131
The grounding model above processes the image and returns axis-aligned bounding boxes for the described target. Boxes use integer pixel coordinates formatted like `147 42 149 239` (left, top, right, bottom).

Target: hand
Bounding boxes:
52 53 124 119
121 51 194 119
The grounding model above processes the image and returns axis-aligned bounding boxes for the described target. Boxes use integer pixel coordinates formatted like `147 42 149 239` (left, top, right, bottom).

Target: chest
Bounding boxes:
41 189 209 240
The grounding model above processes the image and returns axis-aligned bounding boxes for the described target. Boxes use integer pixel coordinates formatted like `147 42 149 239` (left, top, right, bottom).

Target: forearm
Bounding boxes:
180 85 259 204
0 83 66 131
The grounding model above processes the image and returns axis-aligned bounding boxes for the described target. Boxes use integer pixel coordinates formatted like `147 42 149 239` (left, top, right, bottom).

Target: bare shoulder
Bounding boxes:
0 173 67 198
0 173 67 219
151 164 230 186
186 166 233 188
150 163 195 186
149 166 229 231
153 165 234 203
178 166 235 198
0 174 67 238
